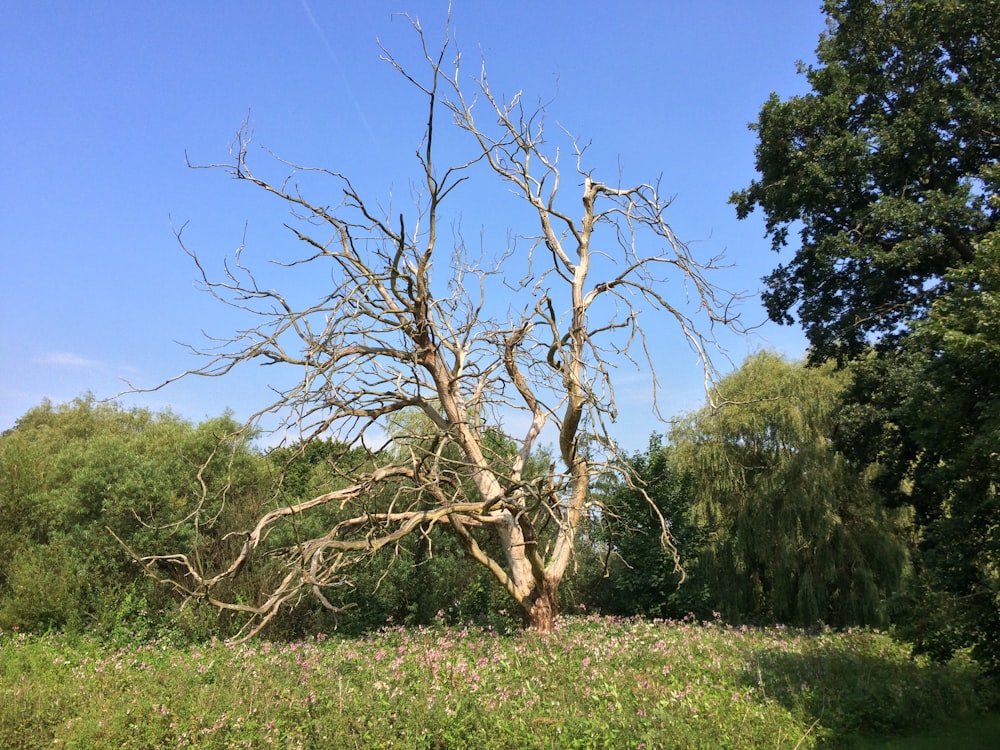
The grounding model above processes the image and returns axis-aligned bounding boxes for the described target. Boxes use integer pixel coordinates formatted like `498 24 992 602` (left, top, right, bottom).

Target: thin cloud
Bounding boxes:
36 351 102 369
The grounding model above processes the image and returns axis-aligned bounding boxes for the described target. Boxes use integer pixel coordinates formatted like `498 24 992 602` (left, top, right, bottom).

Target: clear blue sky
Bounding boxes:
2 1 824 450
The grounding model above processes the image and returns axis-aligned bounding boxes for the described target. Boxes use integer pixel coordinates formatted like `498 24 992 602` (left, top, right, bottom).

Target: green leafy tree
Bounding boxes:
732 0 999 361
670 352 910 626
842 233 1000 670
733 0 999 665
0 397 266 634
592 435 710 619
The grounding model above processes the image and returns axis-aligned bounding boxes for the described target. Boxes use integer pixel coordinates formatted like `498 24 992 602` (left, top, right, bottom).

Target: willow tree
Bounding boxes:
136 14 734 636
671 352 909 626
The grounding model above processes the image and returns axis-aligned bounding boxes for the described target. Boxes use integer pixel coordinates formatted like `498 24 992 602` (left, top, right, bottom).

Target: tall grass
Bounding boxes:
1 615 994 749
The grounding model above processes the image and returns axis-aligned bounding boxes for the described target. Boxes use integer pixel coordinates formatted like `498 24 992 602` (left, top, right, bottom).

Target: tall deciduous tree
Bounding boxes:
732 0 999 664
841 233 1000 670
670 352 909 626
732 0 999 361
136 14 735 636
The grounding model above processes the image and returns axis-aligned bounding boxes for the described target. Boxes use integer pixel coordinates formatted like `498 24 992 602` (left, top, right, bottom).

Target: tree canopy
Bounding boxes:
0 396 561 639
669 352 910 626
841 233 1000 669
593 435 710 620
732 0 999 361
0 397 263 634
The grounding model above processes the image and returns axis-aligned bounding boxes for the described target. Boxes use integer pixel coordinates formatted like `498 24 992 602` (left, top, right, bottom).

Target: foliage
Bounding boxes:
0 397 580 640
592 435 711 619
670 352 910 626
734 0 998 670
0 396 265 634
840 234 1000 672
732 0 999 361
264 431 603 635
2 617 995 749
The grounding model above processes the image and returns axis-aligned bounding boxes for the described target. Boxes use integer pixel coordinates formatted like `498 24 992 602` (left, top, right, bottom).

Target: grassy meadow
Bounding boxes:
2 615 996 749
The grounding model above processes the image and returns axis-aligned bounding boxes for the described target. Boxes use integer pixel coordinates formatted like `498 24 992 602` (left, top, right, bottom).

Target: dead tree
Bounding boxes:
136 13 736 636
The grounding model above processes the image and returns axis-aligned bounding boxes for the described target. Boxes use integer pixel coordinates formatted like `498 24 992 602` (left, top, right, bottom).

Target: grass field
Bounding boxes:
1 615 996 749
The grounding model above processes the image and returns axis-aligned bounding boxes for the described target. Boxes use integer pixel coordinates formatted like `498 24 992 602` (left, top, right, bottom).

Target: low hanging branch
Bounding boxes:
132 9 739 639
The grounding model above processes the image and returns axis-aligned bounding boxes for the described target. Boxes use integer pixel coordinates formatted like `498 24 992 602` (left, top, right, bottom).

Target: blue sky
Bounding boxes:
2 1 825 450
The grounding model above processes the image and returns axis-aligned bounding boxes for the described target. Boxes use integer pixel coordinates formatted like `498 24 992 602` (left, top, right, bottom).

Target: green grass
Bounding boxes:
1 615 995 749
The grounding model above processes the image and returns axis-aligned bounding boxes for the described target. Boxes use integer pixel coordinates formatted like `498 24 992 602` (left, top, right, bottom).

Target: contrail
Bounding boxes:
300 0 377 142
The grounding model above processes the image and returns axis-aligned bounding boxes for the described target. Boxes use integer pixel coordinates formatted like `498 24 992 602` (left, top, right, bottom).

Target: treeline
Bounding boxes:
0 351 913 645
0 396 518 640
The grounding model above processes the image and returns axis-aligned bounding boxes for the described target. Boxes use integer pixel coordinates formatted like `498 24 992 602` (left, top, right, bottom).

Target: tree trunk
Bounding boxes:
526 578 559 633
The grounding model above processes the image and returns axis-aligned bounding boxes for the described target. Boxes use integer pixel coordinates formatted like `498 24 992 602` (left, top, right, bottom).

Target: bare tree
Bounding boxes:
136 13 736 636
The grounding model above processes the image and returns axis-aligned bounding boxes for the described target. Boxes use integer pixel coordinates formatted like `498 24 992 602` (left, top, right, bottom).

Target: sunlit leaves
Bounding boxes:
0 397 265 632
670 353 910 626
733 0 999 360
